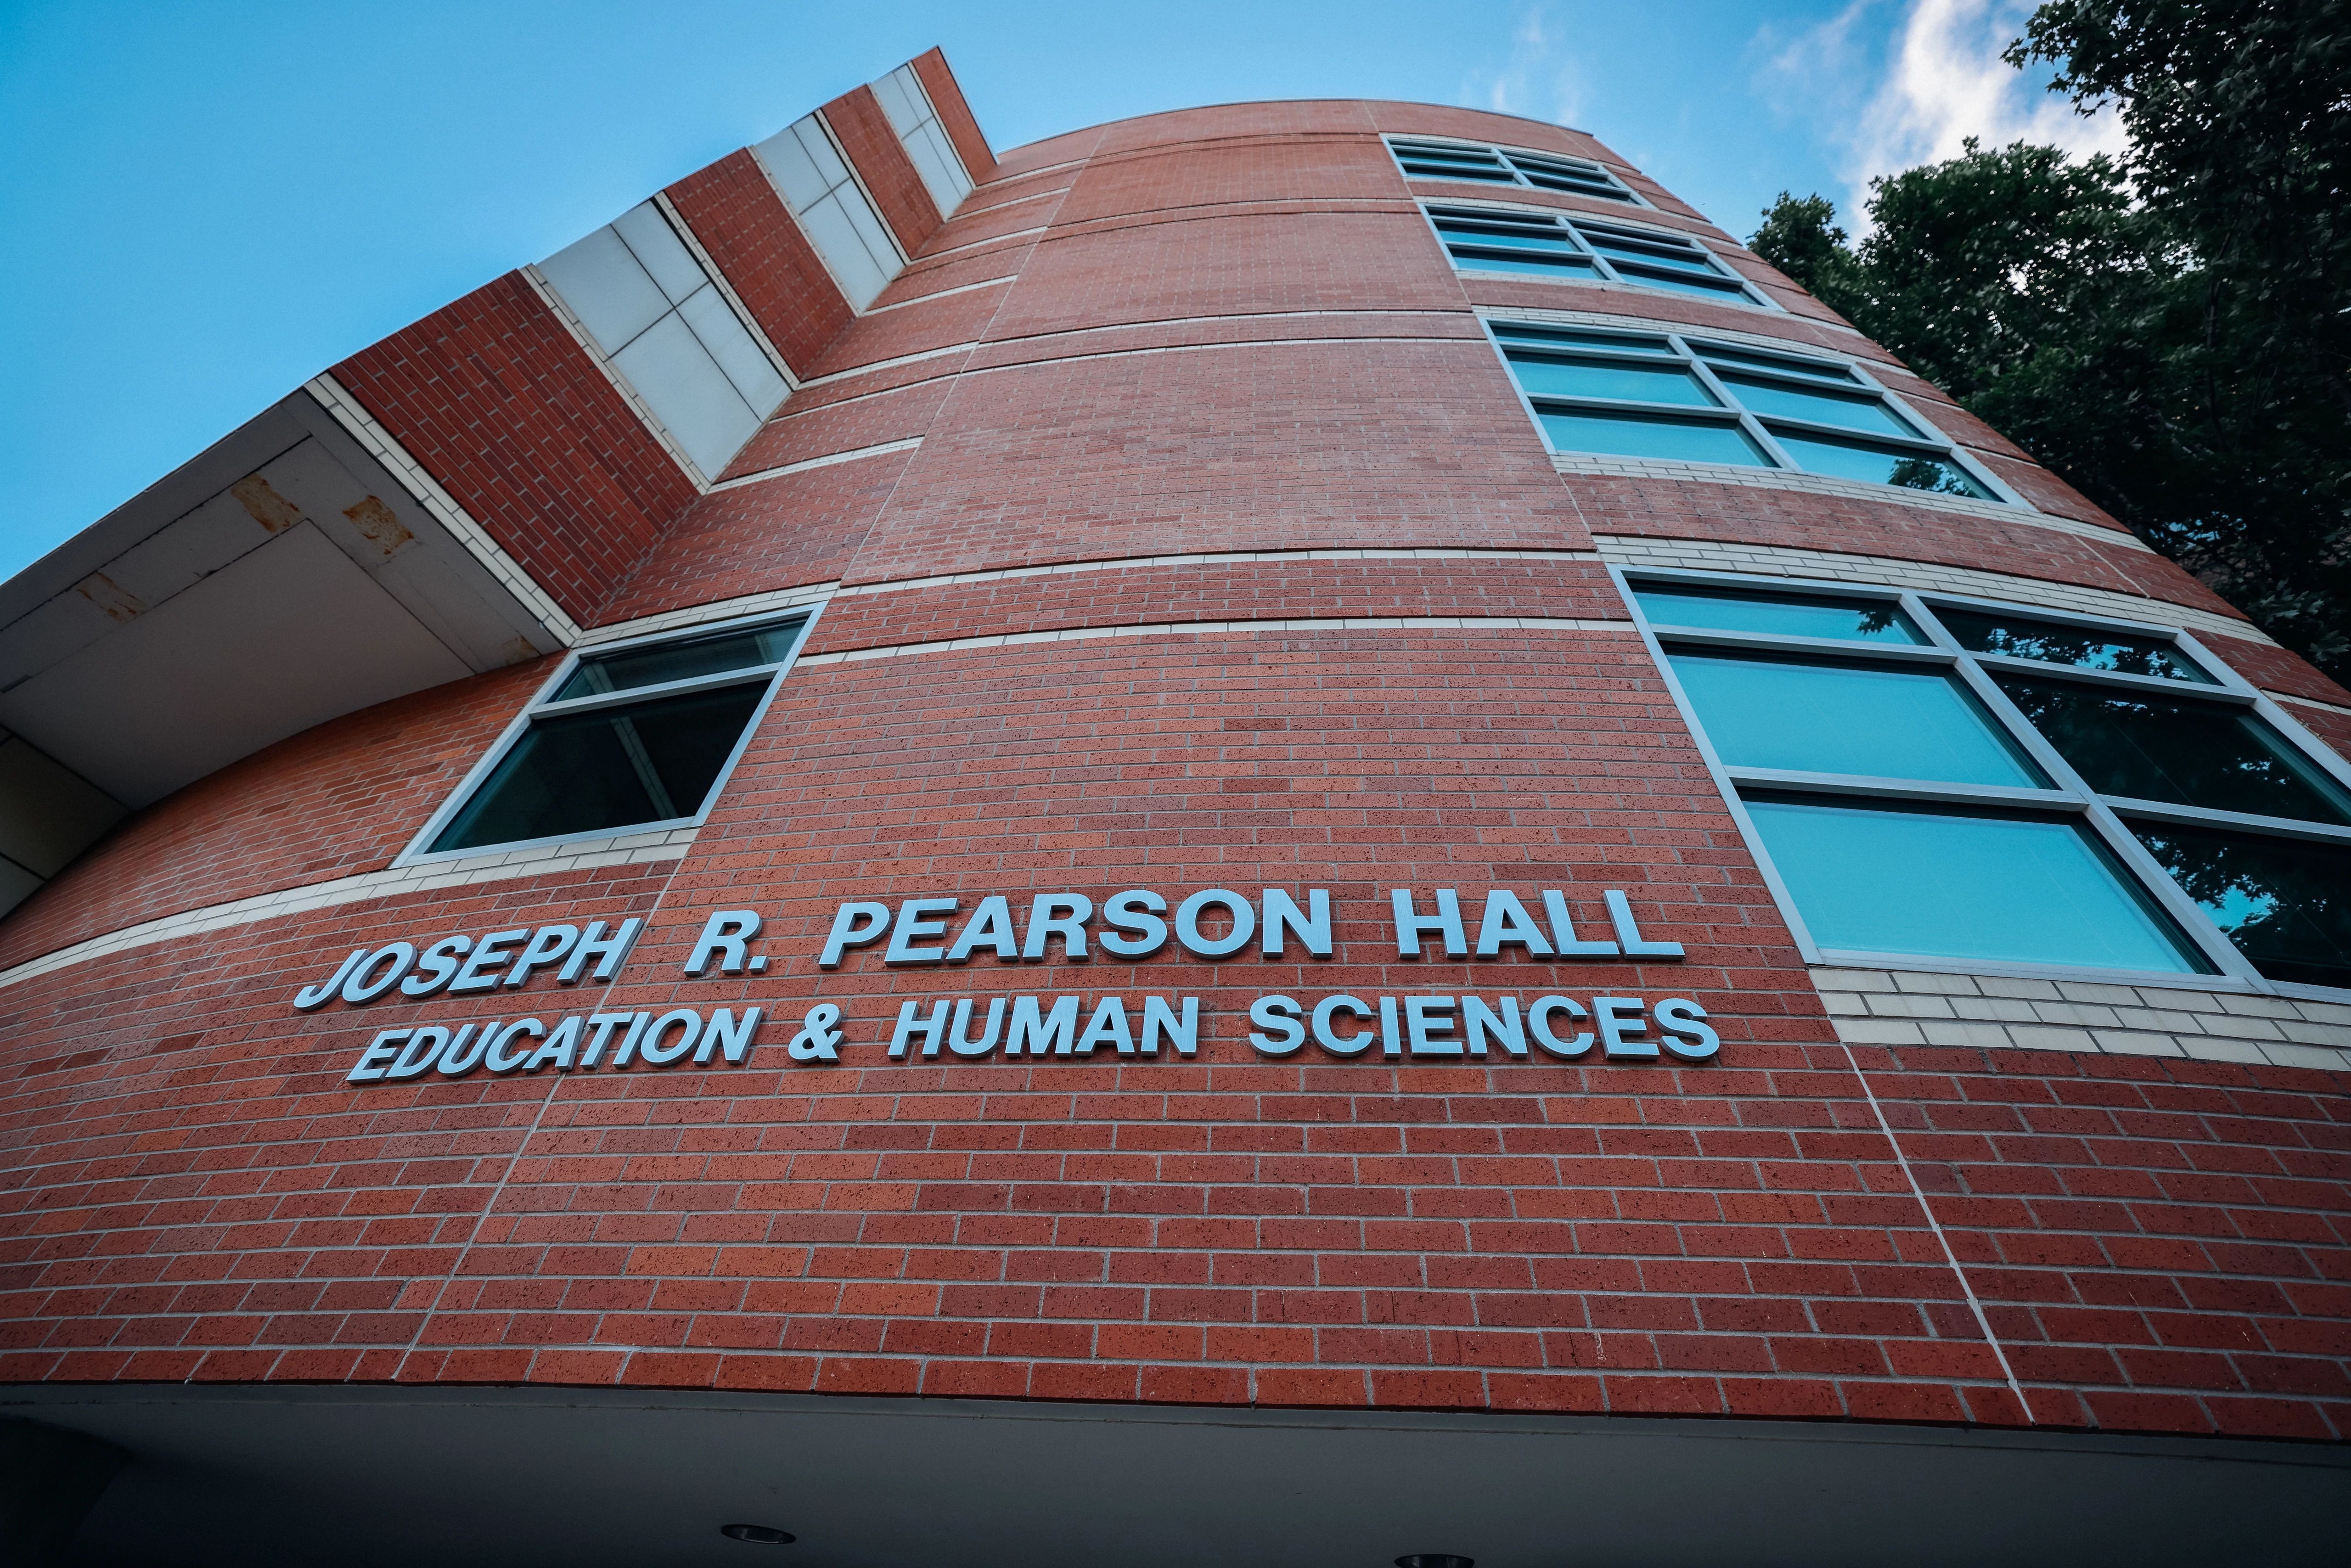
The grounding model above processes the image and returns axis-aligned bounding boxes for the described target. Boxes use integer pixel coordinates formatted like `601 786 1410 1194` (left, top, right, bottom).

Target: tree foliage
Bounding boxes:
1751 1 2351 679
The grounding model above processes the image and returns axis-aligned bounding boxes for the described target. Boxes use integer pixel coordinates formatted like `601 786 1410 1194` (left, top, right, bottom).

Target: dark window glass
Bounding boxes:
1935 608 2216 684
431 683 766 851
1608 268 1751 300
1583 233 1715 274
1633 586 1923 644
1996 677 2351 824
1507 153 1629 199
554 620 804 700
2132 825 2351 989
1434 221 1575 254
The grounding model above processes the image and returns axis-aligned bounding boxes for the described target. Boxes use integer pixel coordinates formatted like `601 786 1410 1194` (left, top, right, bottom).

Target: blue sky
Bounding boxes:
0 0 2116 582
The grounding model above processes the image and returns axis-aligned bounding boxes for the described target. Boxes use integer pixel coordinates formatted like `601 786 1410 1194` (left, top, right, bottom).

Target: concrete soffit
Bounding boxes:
0 388 572 916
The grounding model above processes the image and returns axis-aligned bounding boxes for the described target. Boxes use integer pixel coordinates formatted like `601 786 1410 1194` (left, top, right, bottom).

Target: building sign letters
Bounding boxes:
296 888 1721 1084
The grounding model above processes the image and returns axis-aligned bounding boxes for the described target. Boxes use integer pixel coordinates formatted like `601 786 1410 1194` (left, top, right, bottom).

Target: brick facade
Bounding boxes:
6 81 2349 1468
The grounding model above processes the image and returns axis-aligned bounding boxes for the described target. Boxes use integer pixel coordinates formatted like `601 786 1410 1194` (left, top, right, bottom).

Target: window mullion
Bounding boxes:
2102 797 2351 844
1949 645 2260 982
536 665 780 716
2078 798 2267 982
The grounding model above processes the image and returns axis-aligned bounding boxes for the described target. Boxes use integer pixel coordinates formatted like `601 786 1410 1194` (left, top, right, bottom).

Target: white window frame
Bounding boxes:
1485 318 2022 506
1422 200 1773 309
1618 564 2351 1000
1384 135 1646 206
394 606 822 867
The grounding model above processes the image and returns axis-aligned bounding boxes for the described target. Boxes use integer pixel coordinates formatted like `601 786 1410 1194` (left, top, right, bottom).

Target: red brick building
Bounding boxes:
4 50 2348 1565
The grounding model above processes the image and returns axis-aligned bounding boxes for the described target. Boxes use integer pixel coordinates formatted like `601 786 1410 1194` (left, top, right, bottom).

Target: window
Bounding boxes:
1428 204 1762 305
755 113 905 310
1387 138 1636 202
873 62 973 218
1627 573 2351 992
538 202 793 479
412 616 809 859
1493 321 2002 502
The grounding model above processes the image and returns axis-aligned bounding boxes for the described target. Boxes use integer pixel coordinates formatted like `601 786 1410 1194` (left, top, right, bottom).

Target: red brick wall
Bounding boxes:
823 87 944 257
911 47 996 184
665 150 854 379
6 91 2346 1448
332 275 697 621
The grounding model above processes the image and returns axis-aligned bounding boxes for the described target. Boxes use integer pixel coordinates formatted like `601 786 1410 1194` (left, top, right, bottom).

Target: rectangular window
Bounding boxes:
1496 321 2003 503
415 615 809 858
1389 138 1636 202
1627 571 2351 992
755 113 905 310
1429 204 1760 305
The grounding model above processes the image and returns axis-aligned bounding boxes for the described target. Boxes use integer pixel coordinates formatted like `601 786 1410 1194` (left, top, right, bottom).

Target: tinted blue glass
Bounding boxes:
1539 410 1769 465
1694 344 1857 383
1771 433 1993 498
1633 586 1923 643
1507 354 1715 405
1720 374 1920 439
1585 236 1714 274
1670 653 2046 785
1747 799 2204 972
1458 252 1595 278
1611 268 1750 300
1434 223 1575 253
1490 324 1673 355
554 619 804 700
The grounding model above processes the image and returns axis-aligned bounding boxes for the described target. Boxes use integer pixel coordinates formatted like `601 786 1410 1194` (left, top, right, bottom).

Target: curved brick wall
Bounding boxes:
4 100 2349 1454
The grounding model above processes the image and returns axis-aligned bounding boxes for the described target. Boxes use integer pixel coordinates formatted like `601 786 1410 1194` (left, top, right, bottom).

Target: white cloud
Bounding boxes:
1756 0 2126 225
1459 4 1589 130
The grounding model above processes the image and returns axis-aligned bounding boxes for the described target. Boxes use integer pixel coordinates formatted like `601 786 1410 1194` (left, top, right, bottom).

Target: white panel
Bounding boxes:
793 115 852 191
874 67 926 137
794 194 890 309
611 314 761 477
0 524 472 806
903 120 970 215
754 124 830 211
0 735 123 877
612 201 706 307
840 185 906 272
537 226 667 354
677 286 788 416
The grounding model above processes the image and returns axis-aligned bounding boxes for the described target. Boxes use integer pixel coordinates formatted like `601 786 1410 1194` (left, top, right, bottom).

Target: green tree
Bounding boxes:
1749 2 2351 679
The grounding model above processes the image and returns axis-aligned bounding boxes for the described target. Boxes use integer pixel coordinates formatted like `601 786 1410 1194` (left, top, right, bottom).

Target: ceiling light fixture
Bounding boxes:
721 1523 796 1545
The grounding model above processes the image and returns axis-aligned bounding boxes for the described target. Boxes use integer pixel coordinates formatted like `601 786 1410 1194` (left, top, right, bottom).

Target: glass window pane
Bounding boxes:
431 683 767 852
1507 353 1716 405
2132 824 2351 989
1747 798 2205 973
1610 268 1753 301
1584 236 1715 274
1457 252 1596 278
1672 653 2047 785
1718 374 1921 439
1434 224 1574 254
1490 325 1673 355
1540 410 1771 466
554 620 805 700
1633 585 1923 644
1934 607 2217 684
1770 433 1993 499
1693 343 1857 383
1995 677 2351 824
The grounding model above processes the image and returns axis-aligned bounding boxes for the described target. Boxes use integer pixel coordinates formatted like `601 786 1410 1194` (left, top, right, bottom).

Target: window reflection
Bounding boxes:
1996 677 2351 824
1937 608 2215 684
2132 826 2351 989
